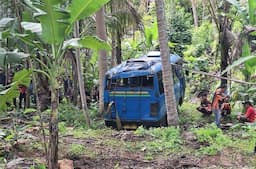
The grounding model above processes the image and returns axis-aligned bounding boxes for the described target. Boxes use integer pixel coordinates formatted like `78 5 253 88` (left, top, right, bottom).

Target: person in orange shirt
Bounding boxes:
237 101 256 123
212 85 227 127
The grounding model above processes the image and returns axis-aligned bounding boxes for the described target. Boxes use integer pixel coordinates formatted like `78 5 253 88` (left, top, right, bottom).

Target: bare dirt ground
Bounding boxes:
1 112 256 169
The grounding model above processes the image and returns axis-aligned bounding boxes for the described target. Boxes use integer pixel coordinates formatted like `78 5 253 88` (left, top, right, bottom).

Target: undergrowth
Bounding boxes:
193 124 231 155
134 126 182 159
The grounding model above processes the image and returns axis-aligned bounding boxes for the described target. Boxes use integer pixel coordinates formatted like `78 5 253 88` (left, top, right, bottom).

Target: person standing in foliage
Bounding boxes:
18 84 27 109
64 76 73 102
237 101 256 123
0 68 6 86
212 85 227 127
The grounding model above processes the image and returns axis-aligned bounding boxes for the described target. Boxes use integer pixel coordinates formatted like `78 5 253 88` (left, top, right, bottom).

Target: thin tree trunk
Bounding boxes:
191 0 198 27
48 87 59 169
155 0 179 126
111 32 117 67
116 29 122 64
220 2 230 86
96 7 108 114
70 52 78 105
29 59 48 162
74 21 90 127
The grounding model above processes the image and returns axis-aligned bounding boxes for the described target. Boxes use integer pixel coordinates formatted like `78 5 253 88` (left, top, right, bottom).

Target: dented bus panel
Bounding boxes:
104 51 185 128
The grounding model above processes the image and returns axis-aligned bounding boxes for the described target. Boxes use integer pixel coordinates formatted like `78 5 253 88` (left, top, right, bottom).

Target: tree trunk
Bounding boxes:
68 50 79 105
74 21 91 127
116 29 122 64
219 2 230 86
29 59 48 162
96 7 108 114
48 87 59 169
111 32 117 67
191 0 198 27
155 0 179 126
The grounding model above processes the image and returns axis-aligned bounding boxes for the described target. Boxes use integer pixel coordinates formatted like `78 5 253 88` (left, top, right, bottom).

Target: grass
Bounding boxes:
192 124 232 155
68 144 86 157
179 102 211 127
132 126 182 159
2 101 256 168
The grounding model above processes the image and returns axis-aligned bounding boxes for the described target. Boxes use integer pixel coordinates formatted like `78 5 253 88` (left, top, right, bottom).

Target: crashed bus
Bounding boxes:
104 51 185 128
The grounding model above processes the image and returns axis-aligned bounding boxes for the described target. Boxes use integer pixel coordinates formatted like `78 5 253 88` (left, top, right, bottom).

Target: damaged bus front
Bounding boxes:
104 51 185 128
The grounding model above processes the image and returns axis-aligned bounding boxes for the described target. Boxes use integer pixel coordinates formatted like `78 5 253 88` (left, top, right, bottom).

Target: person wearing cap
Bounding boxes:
237 101 256 123
212 85 227 127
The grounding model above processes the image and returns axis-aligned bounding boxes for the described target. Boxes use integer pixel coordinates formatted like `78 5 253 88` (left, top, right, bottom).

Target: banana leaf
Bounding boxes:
221 55 256 75
63 36 111 51
69 0 110 24
0 18 14 28
0 48 29 67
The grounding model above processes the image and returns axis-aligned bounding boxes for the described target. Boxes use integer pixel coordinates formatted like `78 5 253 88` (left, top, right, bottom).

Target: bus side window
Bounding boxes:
157 72 164 94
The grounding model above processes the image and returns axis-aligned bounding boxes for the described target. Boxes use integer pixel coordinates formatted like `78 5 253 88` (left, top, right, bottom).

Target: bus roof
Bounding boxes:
106 51 182 79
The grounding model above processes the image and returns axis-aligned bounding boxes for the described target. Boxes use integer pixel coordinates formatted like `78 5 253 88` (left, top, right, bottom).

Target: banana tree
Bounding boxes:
22 0 110 168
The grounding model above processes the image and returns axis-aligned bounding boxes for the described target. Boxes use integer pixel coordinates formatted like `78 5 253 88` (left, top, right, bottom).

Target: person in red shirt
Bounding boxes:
237 101 256 123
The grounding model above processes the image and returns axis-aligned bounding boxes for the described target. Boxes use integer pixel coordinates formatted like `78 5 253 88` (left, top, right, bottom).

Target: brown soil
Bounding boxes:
1 118 256 169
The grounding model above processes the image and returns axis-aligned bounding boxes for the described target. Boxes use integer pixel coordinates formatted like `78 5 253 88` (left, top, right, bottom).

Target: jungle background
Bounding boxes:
0 0 256 168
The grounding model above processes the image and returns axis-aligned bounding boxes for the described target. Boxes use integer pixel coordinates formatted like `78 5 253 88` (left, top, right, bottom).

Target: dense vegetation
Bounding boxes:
0 0 256 168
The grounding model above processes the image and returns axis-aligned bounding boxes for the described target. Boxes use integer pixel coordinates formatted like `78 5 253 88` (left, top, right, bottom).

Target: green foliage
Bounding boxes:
69 0 110 24
68 144 86 157
23 108 37 114
222 55 256 76
248 0 256 25
179 102 208 126
58 103 86 127
166 5 192 56
144 19 158 49
58 122 67 134
63 36 111 51
229 82 256 104
134 126 182 156
30 164 46 169
184 22 217 59
228 123 256 154
193 124 231 155
30 0 70 44
0 48 29 66
58 102 105 129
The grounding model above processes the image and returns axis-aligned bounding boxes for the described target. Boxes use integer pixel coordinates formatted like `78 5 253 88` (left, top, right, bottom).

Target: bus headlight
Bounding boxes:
150 103 159 117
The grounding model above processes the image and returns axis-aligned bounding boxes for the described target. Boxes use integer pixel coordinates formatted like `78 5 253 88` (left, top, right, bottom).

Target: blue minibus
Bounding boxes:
104 51 185 128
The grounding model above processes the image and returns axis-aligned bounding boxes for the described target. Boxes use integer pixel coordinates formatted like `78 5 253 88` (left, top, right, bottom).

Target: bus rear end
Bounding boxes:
104 74 167 128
